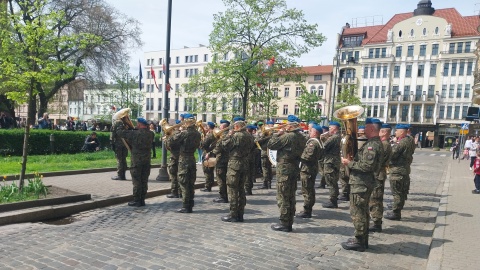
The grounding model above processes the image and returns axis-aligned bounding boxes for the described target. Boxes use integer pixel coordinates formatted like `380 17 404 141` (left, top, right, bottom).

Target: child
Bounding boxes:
473 151 480 194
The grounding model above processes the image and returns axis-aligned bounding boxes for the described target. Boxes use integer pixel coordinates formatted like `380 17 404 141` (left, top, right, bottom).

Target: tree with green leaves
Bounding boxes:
184 0 325 118
297 87 323 123
332 83 365 122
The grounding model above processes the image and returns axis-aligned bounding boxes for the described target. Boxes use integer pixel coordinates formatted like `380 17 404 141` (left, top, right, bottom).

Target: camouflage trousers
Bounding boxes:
324 164 339 199
202 165 215 189
215 165 228 200
369 179 385 224
277 169 299 227
261 156 272 185
390 173 407 213
339 165 350 196
405 174 411 199
300 165 318 213
130 162 151 202
178 156 197 209
350 187 373 237
227 161 247 217
318 160 326 186
115 146 128 178
245 159 255 192
167 156 179 195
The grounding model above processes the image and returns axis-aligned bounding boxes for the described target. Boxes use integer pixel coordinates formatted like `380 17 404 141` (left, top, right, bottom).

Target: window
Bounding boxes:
373 105 378 117
204 54 208 62
374 86 379 98
465 84 471 98
407 45 414 57
341 51 346 61
147 59 150 66
467 61 473 75
462 106 468 118
459 60 465 76
399 30 403 37
375 48 380 58
418 64 425 77
342 35 364 47
457 84 463 98
363 67 368 78
435 27 439 35
194 55 198 62
451 62 457 76
410 29 414 36
449 43 455 53
273 88 278 97
394 66 400 78
457 42 464 53
185 56 189 63
381 86 386 98
383 66 387 78
415 85 422 98
413 106 421 121
449 84 455 98
222 98 227 111
439 106 445 119
283 105 288 115
441 85 447 98
422 28 427 35
396 46 402 57
158 98 162 111
370 66 374 78
404 85 410 96
314 75 323 81
426 105 433 119
310 86 316 95
376 66 381 78
362 86 367 98
428 85 435 98
443 63 449 76
402 105 409 121
175 84 179 91
158 71 162 79
465 42 472 53
381 48 386 58
284 87 289 97
294 104 300 114
318 86 324 96
430 63 437 77
158 84 162 92
176 69 180 78
447 106 453 118
175 56 179 64
368 49 374 59
295 87 302 97
406 64 412 77
354 51 359 61
223 53 229 60
432 44 439 55
419 45 426 56
368 86 373 98
392 86 399 97
159 58 163 65
390 105 397 117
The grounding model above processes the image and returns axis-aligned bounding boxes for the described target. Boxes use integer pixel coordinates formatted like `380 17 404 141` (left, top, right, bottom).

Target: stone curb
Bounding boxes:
0 193 92 213
426 159 451 269
0 181 210 227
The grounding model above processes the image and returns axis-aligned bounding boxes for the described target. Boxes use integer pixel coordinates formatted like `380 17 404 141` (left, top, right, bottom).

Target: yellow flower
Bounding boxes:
2 176 6 180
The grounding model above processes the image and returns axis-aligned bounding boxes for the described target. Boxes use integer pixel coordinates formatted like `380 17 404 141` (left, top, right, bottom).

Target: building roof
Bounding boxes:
301 65 333 75
342 8 480 46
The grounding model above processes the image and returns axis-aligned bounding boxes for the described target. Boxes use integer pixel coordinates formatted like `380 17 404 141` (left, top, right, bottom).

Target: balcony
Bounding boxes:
360 55 395 63
388 94 436 104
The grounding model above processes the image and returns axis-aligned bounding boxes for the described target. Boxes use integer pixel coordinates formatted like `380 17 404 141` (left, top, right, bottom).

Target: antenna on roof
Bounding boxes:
351 15 383 28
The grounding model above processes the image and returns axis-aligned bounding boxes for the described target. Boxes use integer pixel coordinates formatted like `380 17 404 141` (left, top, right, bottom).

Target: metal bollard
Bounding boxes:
50 134 55 154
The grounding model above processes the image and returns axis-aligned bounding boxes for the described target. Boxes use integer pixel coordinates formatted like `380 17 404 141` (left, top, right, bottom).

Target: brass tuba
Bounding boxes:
112 108 135 130
196 120 207 139
333 105 365 176
160 118 183 137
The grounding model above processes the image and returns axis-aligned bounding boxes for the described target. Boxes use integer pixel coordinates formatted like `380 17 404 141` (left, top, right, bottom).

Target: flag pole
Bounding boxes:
156 0 172 181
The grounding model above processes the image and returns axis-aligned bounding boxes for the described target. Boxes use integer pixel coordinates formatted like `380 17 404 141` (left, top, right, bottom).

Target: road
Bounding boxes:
0 150 448 269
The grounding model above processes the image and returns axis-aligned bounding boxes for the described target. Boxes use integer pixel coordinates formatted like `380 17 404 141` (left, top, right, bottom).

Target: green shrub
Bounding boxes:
1 173 48 203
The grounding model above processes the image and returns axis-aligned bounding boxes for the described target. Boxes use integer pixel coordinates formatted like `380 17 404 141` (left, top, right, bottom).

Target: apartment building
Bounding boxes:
334 0 479 147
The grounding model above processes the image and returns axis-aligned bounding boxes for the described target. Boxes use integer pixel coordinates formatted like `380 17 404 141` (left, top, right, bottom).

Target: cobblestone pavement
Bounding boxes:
0 151 448 269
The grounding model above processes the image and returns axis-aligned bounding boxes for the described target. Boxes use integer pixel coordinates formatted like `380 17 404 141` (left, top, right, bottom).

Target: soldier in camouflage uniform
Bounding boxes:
210 120 230 203
256 121 274 189
322 121 342 208
268 115 307 232
385 124 410 221
221 117 253 222
116 118 154 207
200 122 216 192
341 118 383 252
110 116 129 180
404 126 416 200
166 120 182 198
170 114 201 213
245 124 258 195
369 123 392 232
296 124 324 218
318 125 329 189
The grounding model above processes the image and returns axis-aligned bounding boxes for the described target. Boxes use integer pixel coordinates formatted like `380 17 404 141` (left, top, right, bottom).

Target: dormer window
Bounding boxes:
342 35 364 47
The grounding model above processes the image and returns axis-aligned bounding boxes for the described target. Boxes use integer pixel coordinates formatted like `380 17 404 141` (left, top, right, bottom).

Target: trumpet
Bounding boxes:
262 124 286 136
160 118 183 137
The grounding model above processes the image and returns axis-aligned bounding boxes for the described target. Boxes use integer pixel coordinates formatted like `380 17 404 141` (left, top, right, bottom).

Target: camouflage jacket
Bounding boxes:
222 128 253 170
200 131 216 157
110 121 128 149
347 136 383 193
268 129 306 169
116 128 153 165
389 136 410 175
405 135 416 174
255 131 272 157
212 134 229 167
170 125 201 159
165 130 180 158
300 138 324 173
376 139 392 181
323 133 341 168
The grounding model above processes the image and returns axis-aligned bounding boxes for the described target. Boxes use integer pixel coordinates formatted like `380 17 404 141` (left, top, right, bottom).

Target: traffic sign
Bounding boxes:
461 123 469 130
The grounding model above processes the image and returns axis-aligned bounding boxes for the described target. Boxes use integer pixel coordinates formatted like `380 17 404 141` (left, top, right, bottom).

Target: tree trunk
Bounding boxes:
38 90 48 120
19 87 34 191
242 78 249 118
27 94 37 126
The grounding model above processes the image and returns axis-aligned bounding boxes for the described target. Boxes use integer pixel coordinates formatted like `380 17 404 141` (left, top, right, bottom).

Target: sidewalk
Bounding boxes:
427 156 480 269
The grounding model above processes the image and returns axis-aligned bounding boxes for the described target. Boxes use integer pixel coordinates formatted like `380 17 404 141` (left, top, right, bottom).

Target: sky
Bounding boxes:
105 0 479 75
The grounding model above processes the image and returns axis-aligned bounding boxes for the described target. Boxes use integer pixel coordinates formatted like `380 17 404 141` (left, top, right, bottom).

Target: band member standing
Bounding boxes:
405 125 416 200
322 121 342 209
384 124 410 221
296 124 324 218
256 120 274 189
268 115 307 232
210 119 230 203
341 118 383 252
166 119 182 198
318 125 329 189
110 111 129 181
116 118 154 207
369 123 392 232
200 122 216 192
170 114 201 213
221 117 253 222
245 124 258 195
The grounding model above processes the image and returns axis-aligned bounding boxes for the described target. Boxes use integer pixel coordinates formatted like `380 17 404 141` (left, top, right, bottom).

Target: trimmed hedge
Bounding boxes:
0 129 163 156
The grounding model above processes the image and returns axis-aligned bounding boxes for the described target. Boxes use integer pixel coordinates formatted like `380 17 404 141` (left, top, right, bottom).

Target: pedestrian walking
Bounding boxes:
451 139 460 160
473 151 480 194
469 137 479 170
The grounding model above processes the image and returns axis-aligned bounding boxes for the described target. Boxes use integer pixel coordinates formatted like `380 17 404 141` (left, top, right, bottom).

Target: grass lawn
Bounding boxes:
0 148 185 176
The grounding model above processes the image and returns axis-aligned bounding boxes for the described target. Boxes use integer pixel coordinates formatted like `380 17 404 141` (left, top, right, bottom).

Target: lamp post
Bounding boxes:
156 0 172 181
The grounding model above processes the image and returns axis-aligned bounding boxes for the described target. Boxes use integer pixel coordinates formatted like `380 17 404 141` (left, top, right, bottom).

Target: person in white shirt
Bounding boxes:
469 137 479 170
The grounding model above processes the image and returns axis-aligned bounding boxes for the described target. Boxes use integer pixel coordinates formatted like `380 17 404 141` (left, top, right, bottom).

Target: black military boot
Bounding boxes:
259 182 269 189
319 184 326 189
338 194 350 201
128 201 142 207
296 190 303 196
295 211 312 218
213 197 228 203
322 198 338 208
201 187 211 192
268 182 272 189
385 211 401 220
140 200 146 206
246 189 253 195
111 175 126 180
369 223 382 232
341 236 366 252
237 214 244 222
221 215 240 222
271 223 292 232
166 193 179 198
177 207 192 213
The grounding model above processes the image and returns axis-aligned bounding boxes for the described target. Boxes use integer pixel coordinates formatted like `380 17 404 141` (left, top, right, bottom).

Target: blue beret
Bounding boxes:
329 121 341 127
246 124 257 130
175 120 181 124
183 113 194 119
220 119 230 125
180 114 184 117
358 125 365 129
312 124 323 133
266 120 274 125
396 124 409 129
137 118 148 125
287 115 299 123
233 117 245 122
322 126 329 130
207 122 215 129
381 123 391 129
365 118 382 125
